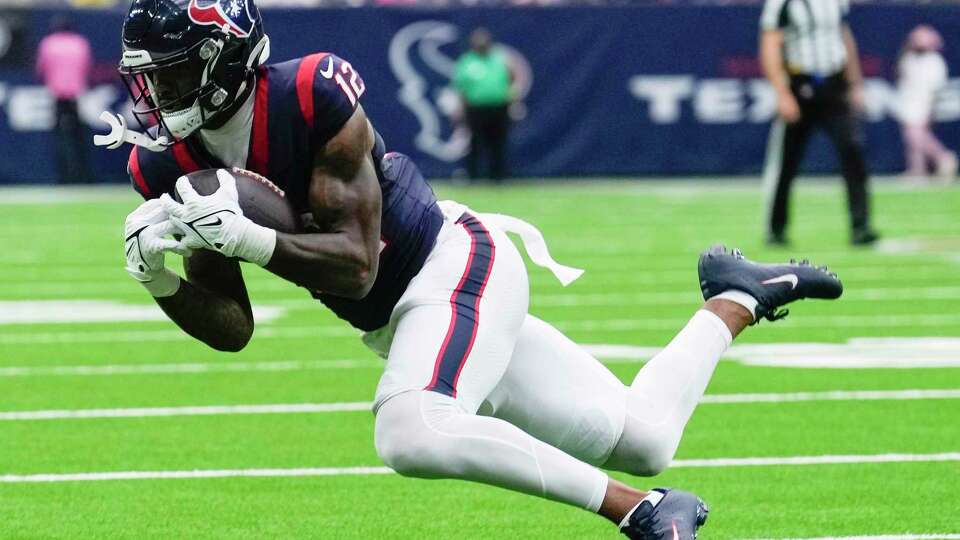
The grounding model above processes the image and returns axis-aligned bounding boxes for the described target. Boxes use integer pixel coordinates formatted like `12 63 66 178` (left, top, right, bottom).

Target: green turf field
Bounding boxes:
1 179 958 539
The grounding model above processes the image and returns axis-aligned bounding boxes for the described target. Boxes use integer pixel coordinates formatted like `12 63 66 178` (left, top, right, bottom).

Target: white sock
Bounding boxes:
713 289 759 321
618 490 665 529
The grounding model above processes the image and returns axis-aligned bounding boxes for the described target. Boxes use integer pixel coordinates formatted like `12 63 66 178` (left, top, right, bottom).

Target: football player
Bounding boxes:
104 2 843 538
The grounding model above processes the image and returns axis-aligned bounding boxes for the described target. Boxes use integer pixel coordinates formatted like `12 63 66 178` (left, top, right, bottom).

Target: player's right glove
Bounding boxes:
124 199 192 298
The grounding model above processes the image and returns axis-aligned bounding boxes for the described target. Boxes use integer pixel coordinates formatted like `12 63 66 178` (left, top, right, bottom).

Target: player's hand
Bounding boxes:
124 199 190 297
776 92 801 123
848 85 866 112
161 169 277 266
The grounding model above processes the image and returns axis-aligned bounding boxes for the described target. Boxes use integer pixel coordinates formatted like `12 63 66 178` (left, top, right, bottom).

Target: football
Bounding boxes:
175 168 301 234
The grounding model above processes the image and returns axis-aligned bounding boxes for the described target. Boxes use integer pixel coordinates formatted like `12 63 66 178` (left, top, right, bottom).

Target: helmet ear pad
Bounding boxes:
199 38 248 112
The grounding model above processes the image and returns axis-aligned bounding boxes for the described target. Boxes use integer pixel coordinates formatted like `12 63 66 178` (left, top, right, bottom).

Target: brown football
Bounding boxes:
174 168 301 234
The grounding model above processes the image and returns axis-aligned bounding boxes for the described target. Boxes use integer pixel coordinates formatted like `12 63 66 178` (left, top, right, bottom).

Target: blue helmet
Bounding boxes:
119 0 270 144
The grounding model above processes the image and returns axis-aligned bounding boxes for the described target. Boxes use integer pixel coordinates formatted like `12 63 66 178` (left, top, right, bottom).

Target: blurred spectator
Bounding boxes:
454 28 514 182
897 25 955 183
36 15 92 184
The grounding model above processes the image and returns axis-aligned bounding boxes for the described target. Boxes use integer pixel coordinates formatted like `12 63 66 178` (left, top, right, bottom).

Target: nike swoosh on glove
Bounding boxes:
124 199 191 297
160 169 277 266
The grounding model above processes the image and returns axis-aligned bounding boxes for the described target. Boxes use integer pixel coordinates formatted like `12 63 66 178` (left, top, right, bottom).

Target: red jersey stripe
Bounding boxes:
295 53 329 129
248 67 270 176
128 147 152 198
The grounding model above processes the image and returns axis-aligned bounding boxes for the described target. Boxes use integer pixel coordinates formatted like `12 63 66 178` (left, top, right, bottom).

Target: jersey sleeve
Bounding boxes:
295 53 366 146
760 0 789 30
127 145 195 200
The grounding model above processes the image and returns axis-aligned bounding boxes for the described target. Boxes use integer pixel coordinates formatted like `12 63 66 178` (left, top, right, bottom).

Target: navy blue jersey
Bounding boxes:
129 53 443 331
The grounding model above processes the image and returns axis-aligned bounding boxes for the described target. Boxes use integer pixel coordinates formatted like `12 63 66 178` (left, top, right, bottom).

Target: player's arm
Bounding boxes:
123 199 254 352
760 30 790 99
155 251 254 352
264 106 382 300
842 25 866 109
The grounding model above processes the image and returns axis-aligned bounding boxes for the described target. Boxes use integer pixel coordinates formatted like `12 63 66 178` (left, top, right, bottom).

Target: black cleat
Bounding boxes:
620 488 709 540
851 228 880 246
698 245 843 323
765 232 790 247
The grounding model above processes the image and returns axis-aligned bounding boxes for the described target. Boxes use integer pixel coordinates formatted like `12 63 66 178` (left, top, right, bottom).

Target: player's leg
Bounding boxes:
763 117 812 243
372 209 614 516
485 308 739 480
901 124 928 176
822 100 874 241
604 301 745 475
489 247 842 482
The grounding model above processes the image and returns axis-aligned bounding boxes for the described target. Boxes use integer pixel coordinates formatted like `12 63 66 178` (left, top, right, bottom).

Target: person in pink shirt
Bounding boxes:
36 15 93 183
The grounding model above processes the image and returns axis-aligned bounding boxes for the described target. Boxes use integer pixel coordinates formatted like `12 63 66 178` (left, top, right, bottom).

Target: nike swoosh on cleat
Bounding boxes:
672 521 680 540
761 273 798 289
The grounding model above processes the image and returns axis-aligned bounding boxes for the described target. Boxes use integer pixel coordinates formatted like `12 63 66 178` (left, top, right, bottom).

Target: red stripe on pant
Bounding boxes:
425 213 496 398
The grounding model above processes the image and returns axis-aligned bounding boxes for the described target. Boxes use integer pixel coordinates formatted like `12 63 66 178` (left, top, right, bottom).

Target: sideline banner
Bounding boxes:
1 5 958 183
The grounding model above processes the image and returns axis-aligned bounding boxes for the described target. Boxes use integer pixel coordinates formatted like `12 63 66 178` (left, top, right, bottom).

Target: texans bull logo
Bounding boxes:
388 21 532 163
187 0 256 38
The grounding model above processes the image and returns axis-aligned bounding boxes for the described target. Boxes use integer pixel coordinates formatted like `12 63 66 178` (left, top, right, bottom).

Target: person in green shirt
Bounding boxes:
453 28 515 182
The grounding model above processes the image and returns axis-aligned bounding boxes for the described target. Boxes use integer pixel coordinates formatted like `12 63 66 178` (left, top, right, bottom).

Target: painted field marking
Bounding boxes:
0 359 381 377
744 535 960 540
0 300 285 325
590 339 960 369
5 337 960 375
3 452 959 483
0 402 372 421
0 325 359 345
4 389 958 421
4 312 960 346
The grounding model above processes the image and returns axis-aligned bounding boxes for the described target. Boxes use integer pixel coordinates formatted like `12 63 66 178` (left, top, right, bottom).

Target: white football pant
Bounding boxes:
366 201 733 512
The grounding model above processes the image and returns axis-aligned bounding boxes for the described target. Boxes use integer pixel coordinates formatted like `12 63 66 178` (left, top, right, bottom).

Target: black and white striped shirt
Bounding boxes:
761 0 850 77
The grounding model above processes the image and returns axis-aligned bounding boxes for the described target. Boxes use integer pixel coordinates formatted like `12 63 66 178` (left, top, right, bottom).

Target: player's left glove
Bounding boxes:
161 169 277 266
124 198 192 298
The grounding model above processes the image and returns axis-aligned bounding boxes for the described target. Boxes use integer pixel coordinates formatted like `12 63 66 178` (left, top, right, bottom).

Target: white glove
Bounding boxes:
160 169 277 266
124 199 191 298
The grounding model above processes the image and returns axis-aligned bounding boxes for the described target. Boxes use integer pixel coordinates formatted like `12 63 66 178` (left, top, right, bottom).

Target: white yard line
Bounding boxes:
4 389 958 421
0 325 359 345
0 402 372 421
0 359 381 377
3 452 958 483
753 533 960 540
698 389 960 404
3 312 959 346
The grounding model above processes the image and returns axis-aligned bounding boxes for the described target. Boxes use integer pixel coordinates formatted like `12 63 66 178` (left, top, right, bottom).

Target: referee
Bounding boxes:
760 0 879 245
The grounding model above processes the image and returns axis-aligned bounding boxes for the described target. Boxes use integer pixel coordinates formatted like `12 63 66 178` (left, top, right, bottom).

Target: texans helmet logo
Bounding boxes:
187 0 255 38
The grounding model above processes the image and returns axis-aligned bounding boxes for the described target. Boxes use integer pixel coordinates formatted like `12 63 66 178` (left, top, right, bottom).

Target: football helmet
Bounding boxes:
118 0 270 146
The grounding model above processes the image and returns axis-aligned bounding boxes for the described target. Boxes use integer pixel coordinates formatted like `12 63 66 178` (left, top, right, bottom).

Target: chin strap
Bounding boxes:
93 111 170 153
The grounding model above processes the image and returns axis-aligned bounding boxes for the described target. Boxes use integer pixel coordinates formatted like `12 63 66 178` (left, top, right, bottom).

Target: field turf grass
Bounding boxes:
1 179 958 539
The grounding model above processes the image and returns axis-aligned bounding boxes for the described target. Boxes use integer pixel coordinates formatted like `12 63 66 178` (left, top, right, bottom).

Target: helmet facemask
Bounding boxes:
120 34 267 144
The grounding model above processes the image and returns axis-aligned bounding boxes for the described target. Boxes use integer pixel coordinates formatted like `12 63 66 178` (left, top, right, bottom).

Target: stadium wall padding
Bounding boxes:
1 5 959 183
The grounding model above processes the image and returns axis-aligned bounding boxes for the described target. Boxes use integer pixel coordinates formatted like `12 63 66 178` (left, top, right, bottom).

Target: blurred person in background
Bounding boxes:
759 0 878 246
36 14 93 184
897 25 955 183
453 28 514 182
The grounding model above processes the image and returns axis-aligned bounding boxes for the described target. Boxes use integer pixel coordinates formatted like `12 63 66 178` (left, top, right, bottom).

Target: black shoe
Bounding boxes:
851 229 880 246
698 245 843 323
766 232 789 246
620 488 709 540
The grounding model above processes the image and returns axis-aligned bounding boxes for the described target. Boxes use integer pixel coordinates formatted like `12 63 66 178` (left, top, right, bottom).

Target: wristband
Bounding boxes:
142 268 182 298
235 220 278 267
